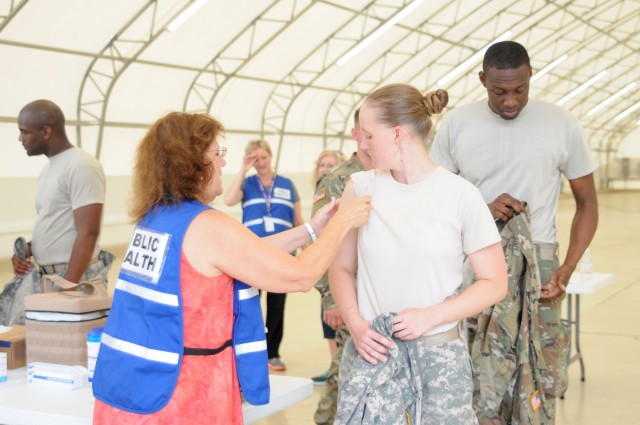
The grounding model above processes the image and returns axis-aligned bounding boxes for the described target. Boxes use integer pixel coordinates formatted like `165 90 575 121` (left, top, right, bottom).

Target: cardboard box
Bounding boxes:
0 325 27 369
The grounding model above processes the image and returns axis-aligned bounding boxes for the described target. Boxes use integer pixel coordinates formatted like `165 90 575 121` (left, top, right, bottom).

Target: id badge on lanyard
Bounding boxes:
259 176 277 233
263 216 275 232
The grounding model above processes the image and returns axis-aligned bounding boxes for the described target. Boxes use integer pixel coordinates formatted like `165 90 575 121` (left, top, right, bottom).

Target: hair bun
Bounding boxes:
423 89 449 116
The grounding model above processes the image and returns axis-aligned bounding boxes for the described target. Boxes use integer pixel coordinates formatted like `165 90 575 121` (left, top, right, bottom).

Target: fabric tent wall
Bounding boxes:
1 0 639 258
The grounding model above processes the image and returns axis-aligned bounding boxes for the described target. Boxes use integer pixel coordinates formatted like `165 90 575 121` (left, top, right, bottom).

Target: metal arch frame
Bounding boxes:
443 0 630 106
76 0 196 158
404 0 639 177
315 0 639 181
0 0 28 32
182 0 316 113
434 1 639 188
595 114 639 188
398 0 633 151
0 0 636 169
321 0 524 148
404 0 612 104
525 1 639 166
525 1 637 109
259 0 396 170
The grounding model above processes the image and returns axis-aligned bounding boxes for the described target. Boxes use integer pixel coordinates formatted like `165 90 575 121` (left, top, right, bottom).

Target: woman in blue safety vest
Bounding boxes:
92 112 372 424
223 139 304 372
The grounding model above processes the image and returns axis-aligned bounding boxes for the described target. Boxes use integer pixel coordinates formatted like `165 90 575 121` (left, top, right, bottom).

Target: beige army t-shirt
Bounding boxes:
352 167 500 336
32 147 106 265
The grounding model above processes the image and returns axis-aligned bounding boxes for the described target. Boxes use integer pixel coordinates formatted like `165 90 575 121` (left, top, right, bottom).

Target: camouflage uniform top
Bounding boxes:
469 206 547 424
311 153 364 310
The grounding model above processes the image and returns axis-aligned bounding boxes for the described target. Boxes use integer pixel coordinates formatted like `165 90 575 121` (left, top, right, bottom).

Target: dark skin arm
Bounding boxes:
540 173 598 301
63 203 103 284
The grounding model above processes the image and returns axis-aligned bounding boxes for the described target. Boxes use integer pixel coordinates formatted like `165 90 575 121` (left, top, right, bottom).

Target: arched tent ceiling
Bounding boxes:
1 0 639 171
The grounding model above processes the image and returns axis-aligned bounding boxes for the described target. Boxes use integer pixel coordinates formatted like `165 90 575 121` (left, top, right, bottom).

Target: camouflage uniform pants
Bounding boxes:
314 325 350 425
0 250 115 325
415 337 477 425
337 331 477 425
42 250 116 291
536 244 568 424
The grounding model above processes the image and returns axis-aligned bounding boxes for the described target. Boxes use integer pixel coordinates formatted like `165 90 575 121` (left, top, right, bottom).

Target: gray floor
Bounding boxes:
1 190 638 424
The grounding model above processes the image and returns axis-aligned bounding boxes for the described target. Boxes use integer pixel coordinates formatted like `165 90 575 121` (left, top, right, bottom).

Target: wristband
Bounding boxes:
304 222 318 242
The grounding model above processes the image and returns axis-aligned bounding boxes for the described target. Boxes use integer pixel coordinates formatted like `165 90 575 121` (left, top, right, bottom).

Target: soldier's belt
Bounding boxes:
534 242 558 261
37 263 67 275
419 325 460 347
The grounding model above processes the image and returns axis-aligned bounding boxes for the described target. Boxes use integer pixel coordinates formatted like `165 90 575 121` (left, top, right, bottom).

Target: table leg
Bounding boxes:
575 294 585 381
561 294 573 400
566 294 573 361
562 293 586 401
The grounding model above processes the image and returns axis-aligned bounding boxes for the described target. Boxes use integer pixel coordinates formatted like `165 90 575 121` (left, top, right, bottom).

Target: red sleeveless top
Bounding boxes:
93 252 242 424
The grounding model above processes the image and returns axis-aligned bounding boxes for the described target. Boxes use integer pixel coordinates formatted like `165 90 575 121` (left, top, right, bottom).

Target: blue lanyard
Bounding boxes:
258 175 276 216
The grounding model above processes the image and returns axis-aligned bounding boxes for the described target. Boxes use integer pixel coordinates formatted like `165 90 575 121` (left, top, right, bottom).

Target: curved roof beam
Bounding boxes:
318 0 639 161
261 0 428 170
516 1 634 98
182 0 315 113
390 0 638 153
0 0 28 32
322 0 525 148
420 0 624 102
522 2 639 147
76 0 196 158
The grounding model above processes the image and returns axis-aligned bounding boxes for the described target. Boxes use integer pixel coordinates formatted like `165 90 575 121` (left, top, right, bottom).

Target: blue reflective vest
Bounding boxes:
242 175 295 236
233 279 269 405
92 201 270 413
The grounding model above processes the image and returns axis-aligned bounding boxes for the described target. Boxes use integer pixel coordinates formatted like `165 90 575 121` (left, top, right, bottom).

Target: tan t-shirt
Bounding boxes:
351 168 500 335
32 147 106 265
431 98 596 244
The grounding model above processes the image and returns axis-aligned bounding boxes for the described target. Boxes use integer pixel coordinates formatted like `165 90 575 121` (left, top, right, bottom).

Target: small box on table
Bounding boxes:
0 324 27 369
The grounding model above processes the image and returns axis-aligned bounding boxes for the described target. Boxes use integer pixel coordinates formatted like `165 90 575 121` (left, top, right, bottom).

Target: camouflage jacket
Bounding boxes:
470 207 548 424
335 313 423 425
311 153 364 310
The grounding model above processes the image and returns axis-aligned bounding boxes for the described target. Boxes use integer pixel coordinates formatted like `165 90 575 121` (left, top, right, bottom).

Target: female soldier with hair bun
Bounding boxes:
330 84 508 424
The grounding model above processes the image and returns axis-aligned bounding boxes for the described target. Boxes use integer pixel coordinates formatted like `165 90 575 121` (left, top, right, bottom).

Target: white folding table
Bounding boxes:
0 368 312 425
563 272 614 382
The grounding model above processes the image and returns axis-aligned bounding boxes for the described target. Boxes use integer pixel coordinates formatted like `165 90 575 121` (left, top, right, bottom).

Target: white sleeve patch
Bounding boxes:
121 226 171 283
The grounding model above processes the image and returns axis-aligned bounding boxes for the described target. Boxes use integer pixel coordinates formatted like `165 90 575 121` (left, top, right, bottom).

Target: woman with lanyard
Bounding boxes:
224 138 304 371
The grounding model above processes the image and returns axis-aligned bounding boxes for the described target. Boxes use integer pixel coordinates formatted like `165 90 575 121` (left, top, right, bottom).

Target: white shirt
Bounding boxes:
352 168 500 335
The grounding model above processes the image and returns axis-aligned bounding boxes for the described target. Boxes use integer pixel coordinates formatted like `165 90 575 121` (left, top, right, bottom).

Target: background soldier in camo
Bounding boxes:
312 109 373 425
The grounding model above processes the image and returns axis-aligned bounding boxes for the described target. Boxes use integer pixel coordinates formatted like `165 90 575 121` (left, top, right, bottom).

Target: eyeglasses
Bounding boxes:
209 147 227 158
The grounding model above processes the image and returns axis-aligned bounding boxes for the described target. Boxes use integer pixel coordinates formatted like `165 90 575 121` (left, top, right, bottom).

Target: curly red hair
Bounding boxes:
129 112 224 222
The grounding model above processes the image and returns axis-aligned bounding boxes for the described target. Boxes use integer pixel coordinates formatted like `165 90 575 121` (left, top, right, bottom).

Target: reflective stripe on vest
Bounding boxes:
243 217 293 229
115 279 179 307
101 332 179 365
242 197 295 209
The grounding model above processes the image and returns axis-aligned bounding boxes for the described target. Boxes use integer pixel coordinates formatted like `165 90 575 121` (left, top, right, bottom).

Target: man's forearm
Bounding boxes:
64 233 99 283
564 204 598 270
